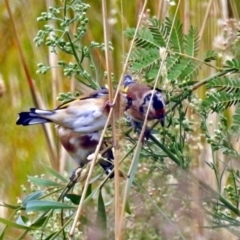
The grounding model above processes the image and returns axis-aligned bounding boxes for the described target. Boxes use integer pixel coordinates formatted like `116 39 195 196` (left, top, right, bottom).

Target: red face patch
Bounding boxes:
127 93 132 99
155 108 165 118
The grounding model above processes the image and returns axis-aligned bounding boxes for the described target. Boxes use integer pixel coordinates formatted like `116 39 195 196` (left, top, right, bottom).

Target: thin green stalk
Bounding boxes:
172 51 222 71
183 170 240 216
65 31 98 89
199 0 214 40
231 170 239 209
191 71 227 91
66 33 83 69
39 209 55 240
49 213 75 240
0 208 21 239
17 229 29 240
149 135 182 166
201 180 240 216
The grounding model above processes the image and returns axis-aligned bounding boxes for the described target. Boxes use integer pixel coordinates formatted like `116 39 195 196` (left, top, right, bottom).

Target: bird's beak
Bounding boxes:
159 117 164 127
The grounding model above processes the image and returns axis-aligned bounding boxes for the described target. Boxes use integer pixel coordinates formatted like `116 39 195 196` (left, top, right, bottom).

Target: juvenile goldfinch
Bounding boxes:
58 126 115 178
122 75 166 132
16 89 113 133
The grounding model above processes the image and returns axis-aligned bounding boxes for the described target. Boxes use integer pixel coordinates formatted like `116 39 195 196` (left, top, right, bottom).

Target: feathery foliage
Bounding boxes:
125 17 210 82
34 1 111 89
203 77 240 111
124 10 240 239
231 103 240 134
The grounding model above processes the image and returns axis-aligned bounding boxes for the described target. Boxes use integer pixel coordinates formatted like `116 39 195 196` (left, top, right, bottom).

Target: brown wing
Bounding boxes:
56 88 109 110
126 83 151 100
80 88 109 100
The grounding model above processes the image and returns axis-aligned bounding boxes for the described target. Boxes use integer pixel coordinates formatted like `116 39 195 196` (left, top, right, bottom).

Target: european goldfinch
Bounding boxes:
122 75 165 131
16 89 112 133
58 126 115 178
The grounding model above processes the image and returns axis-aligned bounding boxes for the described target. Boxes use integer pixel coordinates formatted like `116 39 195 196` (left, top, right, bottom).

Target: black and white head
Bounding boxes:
141 90 165 109
140 90 165 125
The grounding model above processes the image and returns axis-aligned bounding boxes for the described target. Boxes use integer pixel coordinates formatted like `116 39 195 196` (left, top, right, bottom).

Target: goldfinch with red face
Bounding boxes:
58 127 115 178
16 89 112 133
122 75 166 131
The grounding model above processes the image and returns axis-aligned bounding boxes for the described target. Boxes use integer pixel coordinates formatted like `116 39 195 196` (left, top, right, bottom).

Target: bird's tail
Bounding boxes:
16 108 53 126
100 148 115 178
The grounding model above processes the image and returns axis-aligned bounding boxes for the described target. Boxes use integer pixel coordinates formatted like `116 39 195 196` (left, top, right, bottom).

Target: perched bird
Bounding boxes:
58 127 115 179
16 89 112 133
122 75 166 132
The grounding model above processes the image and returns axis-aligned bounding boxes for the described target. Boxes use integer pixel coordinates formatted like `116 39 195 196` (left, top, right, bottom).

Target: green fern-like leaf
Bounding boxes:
204 50 218 62
231 104 240 134
184 25 199 57
165 55 180 72
125 17 202 82
165 18 184 53
175 25 200 80
148 18 168 47
129 48 160 74
166 57 200 81
206 77 240 94
202 91 240 111
180 60 201 80
124 28 160 48
167 57 186 80
224 59 240 73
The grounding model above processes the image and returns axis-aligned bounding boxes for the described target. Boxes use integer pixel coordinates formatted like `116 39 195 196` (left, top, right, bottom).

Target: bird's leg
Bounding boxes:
69 167 83 183
130 119 142 133
99 146 115 178
136 127 151 143
58 167 83 200
131 120 151 143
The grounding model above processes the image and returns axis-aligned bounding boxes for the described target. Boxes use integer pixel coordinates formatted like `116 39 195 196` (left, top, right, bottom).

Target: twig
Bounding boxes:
199 0 214 40
101 1 122 239
69 105 115 237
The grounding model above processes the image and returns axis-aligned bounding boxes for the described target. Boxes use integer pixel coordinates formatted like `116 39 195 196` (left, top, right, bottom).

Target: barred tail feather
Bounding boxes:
99 149 115 178
16 112 52 126
100 161 125 179
100 163 114 178
100 148 124 179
